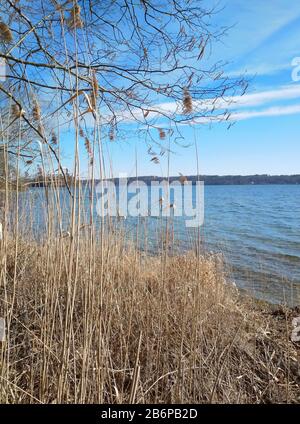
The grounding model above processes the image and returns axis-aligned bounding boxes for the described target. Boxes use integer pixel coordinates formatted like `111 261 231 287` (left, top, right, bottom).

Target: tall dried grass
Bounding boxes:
0 226 299 403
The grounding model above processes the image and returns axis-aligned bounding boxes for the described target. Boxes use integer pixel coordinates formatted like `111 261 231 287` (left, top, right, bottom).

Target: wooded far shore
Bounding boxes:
22 174 300 188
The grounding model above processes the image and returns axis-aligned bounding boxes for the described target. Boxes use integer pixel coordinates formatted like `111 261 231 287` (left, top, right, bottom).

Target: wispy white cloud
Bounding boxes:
118 84 300 124
176 103 300 125
222 84 300 108
225 62 291 78
230 103 300 121
180 104 300 126
57 84 300 129
214 2 300 80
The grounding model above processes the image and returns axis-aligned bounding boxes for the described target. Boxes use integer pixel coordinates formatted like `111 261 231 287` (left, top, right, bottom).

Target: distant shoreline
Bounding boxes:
86 174 300 186
25 174 300 188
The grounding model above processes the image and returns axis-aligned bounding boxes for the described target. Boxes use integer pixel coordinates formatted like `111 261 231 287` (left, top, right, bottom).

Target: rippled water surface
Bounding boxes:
202 185 300 306
18 184 300 306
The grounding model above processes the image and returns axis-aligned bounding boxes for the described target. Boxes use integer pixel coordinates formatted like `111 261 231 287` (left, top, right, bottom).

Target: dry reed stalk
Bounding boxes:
0 228 298 404
129 332 142 404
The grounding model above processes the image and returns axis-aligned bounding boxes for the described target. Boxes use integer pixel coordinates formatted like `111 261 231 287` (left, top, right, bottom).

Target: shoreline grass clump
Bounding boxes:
0 232 299 404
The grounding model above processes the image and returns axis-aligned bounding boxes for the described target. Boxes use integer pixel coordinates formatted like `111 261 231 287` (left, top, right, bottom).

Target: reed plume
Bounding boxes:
109 124 115 141
84 137 94 165
90 72 99 110
51 0 72 11
11 104 23 119
32 99 41 121
51 131 58 145
158 128 166 140
84 137 92 155
67 4 83 30
0 21 13 42
79 127 85 138
179 173 187 184
182 87 193 114
150 156 159 164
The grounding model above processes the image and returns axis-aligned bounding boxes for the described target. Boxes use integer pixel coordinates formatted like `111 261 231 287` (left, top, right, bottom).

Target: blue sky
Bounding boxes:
61 0 300 177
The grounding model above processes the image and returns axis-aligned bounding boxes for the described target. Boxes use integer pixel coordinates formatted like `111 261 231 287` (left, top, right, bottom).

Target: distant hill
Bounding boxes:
92 174 300 185
26 174 300 187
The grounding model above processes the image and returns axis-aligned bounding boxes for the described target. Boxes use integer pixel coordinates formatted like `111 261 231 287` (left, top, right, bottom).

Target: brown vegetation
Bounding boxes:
0 234 299 403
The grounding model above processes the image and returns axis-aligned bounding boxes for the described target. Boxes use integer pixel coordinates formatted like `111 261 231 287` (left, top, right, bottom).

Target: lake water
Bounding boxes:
202 185 300 306
17 184 300 306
